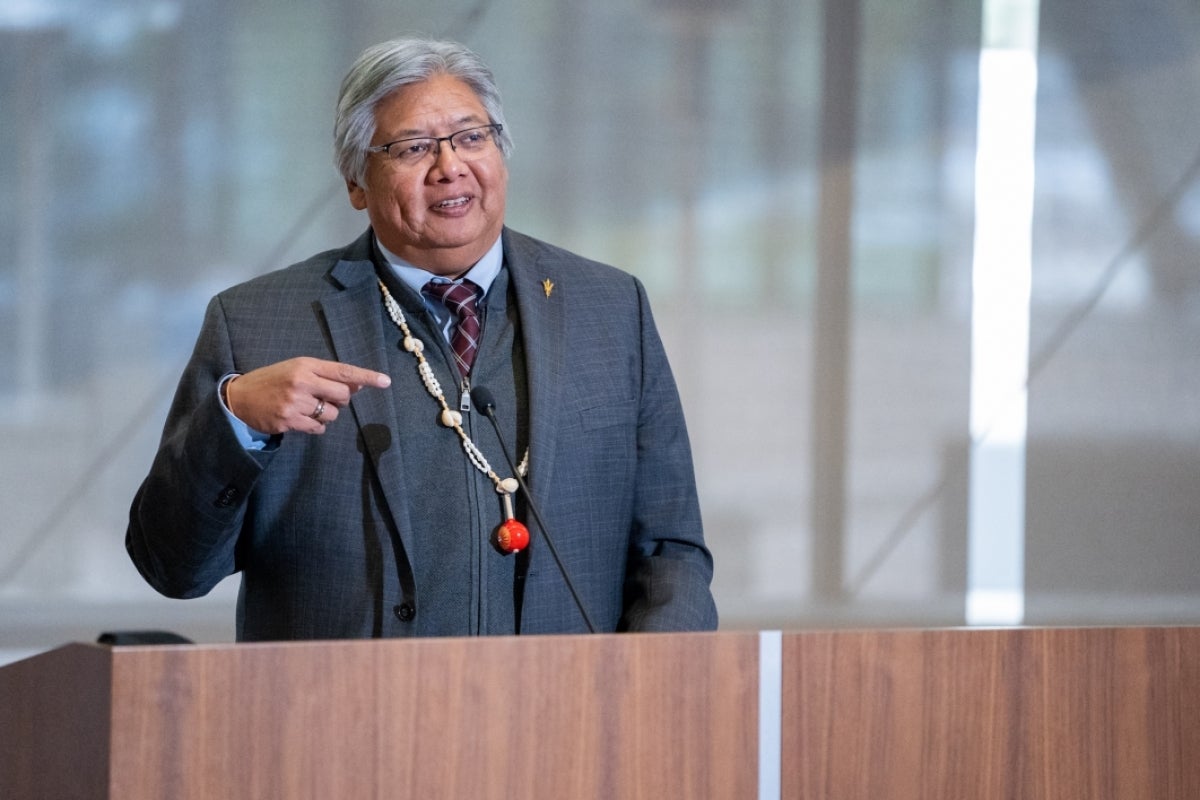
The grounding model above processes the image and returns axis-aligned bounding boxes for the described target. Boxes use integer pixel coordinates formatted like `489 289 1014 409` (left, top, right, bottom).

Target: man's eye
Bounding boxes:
398 141 432 158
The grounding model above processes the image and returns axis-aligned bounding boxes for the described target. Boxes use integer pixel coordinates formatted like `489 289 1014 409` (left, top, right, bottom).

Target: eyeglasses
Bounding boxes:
366 124 503 166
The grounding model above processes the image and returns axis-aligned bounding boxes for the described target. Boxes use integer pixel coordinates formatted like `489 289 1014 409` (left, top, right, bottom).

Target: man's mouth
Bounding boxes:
434 196 471 210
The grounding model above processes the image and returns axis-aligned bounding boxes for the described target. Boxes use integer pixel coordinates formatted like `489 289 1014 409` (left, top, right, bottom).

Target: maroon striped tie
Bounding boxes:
422 280 482 376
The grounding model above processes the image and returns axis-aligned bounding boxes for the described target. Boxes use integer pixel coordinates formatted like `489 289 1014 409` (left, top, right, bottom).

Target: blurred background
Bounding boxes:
2 0 1198 665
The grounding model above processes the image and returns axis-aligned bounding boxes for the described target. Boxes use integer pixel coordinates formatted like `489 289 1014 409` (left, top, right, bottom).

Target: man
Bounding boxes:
127 37 717 640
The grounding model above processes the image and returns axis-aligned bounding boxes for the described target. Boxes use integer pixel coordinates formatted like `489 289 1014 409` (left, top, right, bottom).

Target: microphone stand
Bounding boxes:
471 386 597 633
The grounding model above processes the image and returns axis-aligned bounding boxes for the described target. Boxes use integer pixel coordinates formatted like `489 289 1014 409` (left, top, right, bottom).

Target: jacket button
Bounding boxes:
214 486 239 507
393 603 415 622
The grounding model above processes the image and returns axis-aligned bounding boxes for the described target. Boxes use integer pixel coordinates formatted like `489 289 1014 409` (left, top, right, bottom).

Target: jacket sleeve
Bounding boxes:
617 278 718 632
126 294 274 599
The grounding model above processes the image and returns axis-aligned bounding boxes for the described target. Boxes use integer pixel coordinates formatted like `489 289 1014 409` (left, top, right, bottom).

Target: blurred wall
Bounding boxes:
2 0 1198 663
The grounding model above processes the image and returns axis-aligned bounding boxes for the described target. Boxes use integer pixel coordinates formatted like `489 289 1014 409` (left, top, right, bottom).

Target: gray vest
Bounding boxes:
378 266 529 635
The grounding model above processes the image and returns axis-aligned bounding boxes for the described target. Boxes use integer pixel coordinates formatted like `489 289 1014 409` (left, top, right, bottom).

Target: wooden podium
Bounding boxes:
2 628 1198 799
0 632 759 799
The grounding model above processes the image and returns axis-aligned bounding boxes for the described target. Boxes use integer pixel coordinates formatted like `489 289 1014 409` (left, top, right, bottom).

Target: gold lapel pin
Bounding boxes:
542 278 555 298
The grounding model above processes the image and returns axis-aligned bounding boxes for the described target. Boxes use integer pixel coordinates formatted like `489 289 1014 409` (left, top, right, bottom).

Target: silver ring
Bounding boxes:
309 399 326 421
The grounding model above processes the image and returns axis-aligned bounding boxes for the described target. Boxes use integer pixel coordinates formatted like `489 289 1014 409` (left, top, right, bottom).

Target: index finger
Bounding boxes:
311 359 392 390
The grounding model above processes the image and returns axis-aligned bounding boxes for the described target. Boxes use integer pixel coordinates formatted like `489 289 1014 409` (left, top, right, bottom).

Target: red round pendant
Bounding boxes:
495 519 530 554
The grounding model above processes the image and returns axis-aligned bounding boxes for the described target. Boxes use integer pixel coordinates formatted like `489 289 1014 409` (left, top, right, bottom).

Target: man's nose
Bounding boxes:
431 139 467 176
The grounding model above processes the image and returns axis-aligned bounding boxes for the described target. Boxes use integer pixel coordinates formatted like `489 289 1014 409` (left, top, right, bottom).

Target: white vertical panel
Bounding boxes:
967 1 1041 626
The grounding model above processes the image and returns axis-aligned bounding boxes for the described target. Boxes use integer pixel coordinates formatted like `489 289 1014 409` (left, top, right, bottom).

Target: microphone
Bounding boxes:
471 385 597 633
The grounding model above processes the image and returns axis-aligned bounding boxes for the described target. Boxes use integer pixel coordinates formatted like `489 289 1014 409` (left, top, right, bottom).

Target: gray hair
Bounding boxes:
334 38 513 187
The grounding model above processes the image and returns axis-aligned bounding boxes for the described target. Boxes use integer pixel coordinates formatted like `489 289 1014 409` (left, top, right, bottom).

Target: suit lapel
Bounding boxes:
506 231 567 512
319 254 417 560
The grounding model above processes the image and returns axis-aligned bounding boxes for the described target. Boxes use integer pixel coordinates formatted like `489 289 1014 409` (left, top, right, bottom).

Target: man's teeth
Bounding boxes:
436 197 469 208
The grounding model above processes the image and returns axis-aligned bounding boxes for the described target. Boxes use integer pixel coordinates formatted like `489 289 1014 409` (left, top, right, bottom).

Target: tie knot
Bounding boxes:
422 280 482 377
423 280 480 320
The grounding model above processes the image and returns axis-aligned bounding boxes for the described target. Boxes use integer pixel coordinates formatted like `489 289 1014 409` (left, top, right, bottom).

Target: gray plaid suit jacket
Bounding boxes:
127 227 717 639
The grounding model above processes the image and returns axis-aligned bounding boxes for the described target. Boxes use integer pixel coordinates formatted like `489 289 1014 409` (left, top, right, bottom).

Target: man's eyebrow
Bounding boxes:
384 115 488 140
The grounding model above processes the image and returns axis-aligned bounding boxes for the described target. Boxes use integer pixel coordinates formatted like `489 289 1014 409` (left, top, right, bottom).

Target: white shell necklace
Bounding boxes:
377 278 529 498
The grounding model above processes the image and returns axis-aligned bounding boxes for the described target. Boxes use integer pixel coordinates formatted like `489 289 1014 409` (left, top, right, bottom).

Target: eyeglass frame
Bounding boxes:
365 123 504 165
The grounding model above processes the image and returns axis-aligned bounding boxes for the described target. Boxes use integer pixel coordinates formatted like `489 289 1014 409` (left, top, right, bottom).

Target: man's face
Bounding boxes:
347 73 508 277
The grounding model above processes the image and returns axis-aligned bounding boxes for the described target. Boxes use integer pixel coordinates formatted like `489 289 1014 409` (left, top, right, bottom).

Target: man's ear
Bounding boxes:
346 178 368 210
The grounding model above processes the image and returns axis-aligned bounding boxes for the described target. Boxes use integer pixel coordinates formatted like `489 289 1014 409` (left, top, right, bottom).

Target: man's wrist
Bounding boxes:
219 373 241 415
217 373 275 451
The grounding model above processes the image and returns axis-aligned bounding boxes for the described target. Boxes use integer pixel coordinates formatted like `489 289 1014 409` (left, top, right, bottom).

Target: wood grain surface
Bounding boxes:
782 626 1200 800
0 643 112 800
105 632 758 800
6 627 1198 799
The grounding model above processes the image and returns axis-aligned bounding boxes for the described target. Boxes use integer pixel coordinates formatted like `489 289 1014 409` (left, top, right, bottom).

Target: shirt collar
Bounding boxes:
375 234 504 297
